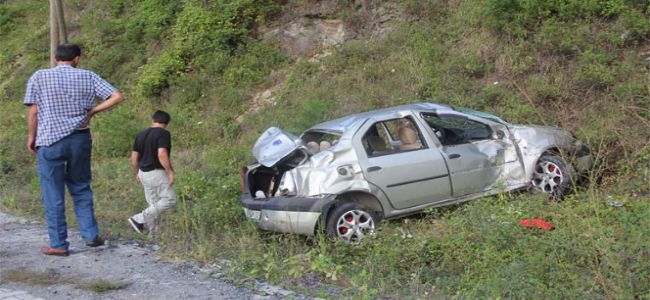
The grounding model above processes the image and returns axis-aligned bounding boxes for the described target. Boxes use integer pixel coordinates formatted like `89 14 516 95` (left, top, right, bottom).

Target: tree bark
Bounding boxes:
49 0 68 67
49 0 60 67
54 0 68 43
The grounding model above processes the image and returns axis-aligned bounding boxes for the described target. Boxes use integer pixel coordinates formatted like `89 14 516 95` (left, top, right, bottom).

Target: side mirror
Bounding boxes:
496 130 505 140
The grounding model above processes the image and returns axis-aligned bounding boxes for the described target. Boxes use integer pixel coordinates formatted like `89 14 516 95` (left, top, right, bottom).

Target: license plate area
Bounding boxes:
244 208 261 220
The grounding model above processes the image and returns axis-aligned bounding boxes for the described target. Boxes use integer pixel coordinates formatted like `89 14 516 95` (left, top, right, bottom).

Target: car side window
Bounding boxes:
421 113 492 146
362 117 426 157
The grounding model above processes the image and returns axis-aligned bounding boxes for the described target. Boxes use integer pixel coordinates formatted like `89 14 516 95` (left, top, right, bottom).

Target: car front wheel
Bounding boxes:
531 154 575 198
326 202 377 243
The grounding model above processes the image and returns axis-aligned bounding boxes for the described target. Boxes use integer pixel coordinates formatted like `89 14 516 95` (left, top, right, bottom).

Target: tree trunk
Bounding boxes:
55 0 67 43
49 0 60 67
49 0 68 67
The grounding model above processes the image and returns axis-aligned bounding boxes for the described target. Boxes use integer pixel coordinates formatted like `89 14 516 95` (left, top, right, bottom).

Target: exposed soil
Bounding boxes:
0 210 308 300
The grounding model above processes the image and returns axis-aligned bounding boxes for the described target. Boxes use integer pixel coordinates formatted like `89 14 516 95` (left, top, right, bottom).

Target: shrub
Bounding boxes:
613 7 650 44
575 50 617 90
0 6 16 35
123 0 182 46
483 0 649 36
136 51 184 97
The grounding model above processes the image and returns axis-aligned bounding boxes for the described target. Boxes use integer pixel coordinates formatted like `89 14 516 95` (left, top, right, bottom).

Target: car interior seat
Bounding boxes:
398 127 422 151
367 135 388 155
306 141 320 153
319 140 331 151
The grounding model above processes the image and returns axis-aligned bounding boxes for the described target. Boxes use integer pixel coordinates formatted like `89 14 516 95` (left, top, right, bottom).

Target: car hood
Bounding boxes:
509 125 572 141
253 127 305 167
508 124 579 154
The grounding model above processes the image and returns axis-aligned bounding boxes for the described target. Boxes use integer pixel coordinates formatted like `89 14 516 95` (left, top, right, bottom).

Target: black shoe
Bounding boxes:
86 236 105 247
128 217 145 234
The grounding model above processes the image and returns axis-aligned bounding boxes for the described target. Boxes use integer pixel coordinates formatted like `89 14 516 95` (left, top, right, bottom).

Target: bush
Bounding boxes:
613 7 650 44
483 0 649 36
0 6 16 35
136 51 184 97
575 50 617 90
123 0 182 46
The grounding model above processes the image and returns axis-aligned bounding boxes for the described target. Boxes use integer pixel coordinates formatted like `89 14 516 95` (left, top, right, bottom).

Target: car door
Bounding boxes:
420 112 515 196
357 116 452 210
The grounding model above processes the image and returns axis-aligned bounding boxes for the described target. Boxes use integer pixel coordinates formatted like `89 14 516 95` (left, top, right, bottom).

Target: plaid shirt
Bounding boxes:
24 65 117 147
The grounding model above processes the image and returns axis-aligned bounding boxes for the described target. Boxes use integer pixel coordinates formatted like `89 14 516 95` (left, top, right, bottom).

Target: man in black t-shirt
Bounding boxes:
128 110 176 235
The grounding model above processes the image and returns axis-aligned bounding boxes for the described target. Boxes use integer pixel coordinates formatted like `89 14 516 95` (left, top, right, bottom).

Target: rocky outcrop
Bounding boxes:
276 18 346 57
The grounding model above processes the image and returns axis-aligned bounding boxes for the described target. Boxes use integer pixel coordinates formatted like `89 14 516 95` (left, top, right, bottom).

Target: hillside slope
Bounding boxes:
1 0 649 298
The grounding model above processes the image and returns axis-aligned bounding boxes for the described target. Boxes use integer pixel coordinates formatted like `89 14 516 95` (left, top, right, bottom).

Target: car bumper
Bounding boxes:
240 194 337 235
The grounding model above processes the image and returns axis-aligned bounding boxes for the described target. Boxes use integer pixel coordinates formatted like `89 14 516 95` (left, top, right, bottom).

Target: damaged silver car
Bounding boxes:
240 103 592 242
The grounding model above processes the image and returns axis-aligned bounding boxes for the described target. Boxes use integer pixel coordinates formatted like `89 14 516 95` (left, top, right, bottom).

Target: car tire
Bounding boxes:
531 154 576 198
326 202 378 243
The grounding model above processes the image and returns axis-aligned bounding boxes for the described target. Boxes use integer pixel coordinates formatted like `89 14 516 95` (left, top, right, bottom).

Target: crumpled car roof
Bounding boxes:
308 102 455 134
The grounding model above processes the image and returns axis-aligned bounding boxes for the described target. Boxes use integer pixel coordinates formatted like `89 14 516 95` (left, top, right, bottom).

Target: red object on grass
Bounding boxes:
519 217 555 230
519 219 534 227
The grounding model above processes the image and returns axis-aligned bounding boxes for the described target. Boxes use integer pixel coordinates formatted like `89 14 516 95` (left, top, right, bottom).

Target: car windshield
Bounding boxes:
301 130 342 153
455 107 508 125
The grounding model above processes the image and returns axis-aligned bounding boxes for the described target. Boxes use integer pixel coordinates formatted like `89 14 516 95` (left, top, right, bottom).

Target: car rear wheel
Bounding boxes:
326 202 377 243
531 154 575 198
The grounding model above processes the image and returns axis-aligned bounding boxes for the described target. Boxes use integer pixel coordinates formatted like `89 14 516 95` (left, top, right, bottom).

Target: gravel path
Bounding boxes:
0 210 305 300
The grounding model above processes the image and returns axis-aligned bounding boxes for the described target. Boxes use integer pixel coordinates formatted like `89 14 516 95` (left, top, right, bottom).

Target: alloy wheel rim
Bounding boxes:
532 161 564 194
335 210 375 242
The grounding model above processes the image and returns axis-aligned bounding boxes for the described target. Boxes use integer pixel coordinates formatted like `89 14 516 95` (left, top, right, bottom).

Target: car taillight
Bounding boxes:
239 166 248 194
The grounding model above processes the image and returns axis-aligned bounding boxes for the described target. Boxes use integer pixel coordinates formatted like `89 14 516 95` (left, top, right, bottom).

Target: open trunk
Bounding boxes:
245 127 309 197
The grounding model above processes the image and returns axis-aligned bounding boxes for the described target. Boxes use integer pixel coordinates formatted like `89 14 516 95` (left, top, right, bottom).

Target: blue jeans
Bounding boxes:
37 130 98 250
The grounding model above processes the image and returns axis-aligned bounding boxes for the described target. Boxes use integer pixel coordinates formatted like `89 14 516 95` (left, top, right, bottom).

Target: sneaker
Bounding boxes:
41 247 69 256
86 236 105 247
128 217 145 234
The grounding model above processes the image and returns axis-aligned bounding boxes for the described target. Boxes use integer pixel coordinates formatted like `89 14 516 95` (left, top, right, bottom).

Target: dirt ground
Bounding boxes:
0 210 308 300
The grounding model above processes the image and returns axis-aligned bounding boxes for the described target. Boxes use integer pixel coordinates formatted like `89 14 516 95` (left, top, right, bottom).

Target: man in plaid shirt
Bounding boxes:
24 43 124 256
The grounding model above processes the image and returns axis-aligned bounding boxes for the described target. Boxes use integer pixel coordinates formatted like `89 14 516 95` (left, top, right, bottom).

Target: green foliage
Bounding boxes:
0 6 16 35
173 4 222 56
222 42 289 88
287 97 337 133
613 7 650 44
92 105 142 158
483 0 650 36
125 0 181 46
135 0 284 97
136 51 184 97
575 50 617 90
534 20 592 56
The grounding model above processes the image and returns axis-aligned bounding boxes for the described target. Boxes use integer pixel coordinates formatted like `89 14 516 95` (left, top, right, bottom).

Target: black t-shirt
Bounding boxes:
133 127 172 172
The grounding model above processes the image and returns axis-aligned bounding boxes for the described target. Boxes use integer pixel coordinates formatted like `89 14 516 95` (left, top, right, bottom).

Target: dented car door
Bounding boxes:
420 112 518 196
356 116 452 210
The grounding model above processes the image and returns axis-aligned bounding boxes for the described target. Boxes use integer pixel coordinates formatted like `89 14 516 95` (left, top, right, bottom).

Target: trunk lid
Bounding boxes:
253 127 307 167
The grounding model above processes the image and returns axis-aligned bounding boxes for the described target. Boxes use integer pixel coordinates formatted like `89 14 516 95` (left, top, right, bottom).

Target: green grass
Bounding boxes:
1 269 130 293
1 268 70 286
76 279 130 293
1 0 649 298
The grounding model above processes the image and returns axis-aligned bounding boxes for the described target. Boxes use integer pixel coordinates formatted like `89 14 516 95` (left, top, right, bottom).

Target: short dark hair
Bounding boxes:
55 43 81 62
152 110 171 124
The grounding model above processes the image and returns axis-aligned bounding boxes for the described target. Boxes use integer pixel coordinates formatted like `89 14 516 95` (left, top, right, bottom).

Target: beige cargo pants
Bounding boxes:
131 169 176 233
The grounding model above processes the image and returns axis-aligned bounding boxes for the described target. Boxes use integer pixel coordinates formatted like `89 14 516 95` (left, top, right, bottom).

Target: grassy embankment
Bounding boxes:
1 0 649 298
